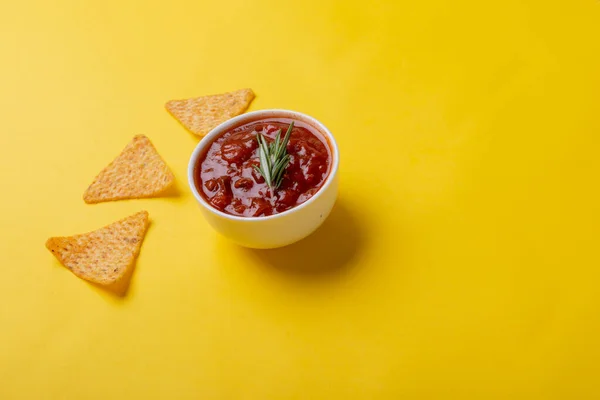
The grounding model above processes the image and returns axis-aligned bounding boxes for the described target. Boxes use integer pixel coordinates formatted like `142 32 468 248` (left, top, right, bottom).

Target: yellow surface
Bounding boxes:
1 0 599 398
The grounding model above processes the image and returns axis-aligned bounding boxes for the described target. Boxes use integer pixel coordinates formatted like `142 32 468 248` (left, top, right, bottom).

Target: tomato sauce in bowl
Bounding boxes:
194 118 331 217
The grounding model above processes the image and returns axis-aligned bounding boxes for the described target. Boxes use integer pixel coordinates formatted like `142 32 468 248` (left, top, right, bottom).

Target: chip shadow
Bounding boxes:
88 260 135 297
160 180 182 198
243 200 365 278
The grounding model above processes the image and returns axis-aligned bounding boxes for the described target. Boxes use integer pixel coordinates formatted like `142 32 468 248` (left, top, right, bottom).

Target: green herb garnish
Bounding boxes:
254 121 294 191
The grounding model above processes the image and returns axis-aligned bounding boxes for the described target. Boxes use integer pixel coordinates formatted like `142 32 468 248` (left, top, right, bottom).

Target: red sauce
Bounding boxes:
195 118 331 217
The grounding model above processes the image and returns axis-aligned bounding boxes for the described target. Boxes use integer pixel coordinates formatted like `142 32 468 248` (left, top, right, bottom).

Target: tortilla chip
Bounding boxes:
45 211 150 285
165 88 255 136
83 135 174 204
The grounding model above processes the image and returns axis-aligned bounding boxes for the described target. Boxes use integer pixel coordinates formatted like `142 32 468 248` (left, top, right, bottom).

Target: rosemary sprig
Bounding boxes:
254 122 294 190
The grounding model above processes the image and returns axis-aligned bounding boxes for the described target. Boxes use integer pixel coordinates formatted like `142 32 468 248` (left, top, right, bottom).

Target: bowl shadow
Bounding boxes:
240 201 365 279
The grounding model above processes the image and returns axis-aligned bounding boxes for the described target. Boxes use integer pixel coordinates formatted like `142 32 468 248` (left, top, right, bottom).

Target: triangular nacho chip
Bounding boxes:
83 135 174 204
165 88 255 136
46 211 150 285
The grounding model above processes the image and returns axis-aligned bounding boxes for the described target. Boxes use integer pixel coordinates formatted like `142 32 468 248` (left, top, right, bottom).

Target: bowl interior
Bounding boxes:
187 109 339 221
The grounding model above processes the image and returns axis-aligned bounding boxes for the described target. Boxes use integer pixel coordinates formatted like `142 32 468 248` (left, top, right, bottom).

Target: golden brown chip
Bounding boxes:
45 211 150 285
83 135 174 204
165 88 255 136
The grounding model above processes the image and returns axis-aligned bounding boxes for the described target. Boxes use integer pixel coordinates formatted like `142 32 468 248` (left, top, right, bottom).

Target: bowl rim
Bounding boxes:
187 109 339 222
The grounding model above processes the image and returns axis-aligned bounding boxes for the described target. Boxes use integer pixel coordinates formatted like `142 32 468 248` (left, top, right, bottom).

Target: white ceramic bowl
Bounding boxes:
187 109 339 249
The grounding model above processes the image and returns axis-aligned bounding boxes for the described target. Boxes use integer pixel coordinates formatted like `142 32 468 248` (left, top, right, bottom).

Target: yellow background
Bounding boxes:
1 0 599 398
